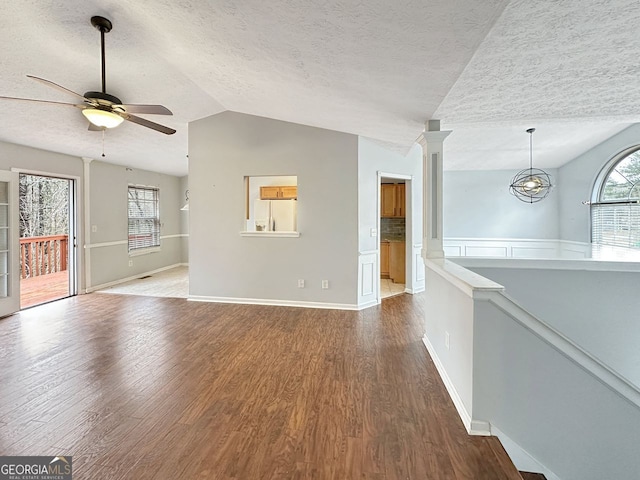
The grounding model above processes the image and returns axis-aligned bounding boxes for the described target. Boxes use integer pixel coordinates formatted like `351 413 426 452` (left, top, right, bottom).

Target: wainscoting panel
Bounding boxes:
412 244 425 292
444 238 592 260
358 251 378 308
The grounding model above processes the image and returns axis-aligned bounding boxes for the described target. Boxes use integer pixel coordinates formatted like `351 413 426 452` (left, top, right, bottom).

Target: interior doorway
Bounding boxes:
379 173 412 300
19 173 77 308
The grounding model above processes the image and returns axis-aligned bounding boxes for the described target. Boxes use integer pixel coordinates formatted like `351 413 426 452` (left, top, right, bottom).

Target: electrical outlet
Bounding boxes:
321 280 329 289
298 279 305 288
128 260 133 267
445 331 450 350
370 228 377 237
91 225 97 233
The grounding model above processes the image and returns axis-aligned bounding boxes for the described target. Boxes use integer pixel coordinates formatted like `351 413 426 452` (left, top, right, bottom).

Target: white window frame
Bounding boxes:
591 146 640 254
127 185 161 255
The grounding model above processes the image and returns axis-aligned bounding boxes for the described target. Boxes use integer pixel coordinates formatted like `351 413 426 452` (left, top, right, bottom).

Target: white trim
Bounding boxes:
491 425 562 480
444 237 592 260
422 334 490 436
10 167 81 181
129 246 161 257
424 258 504 298
85 240 127 249
404 286 425 294
85 235 185 250
239 231 300 238
357 299 379 310
188 295 362 310
87 263 183 293
82 158 92 292
359 249 377 255
378 171 412 180
455 256 640 273
486 291 640 409
161 233 188 239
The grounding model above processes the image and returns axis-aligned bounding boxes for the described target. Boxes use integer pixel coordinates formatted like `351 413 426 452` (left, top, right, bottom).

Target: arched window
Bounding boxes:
591 147 640 255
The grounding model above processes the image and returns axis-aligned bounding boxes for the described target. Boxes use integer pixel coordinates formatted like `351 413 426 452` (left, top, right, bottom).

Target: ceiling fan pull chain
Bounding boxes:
102 129 106 157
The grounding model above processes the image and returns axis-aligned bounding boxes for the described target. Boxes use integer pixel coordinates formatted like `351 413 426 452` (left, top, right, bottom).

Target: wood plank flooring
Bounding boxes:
20 270 69 308
0 292 523 479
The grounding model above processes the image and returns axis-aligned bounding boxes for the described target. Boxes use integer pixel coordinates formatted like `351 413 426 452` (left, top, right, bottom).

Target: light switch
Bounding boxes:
370 228 377 237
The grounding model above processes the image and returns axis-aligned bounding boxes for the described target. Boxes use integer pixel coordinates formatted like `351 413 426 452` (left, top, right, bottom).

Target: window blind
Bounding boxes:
128 186 160 252
591 203 640 250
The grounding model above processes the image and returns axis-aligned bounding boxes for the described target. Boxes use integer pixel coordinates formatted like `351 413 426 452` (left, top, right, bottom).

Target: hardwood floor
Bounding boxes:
0 292 523 479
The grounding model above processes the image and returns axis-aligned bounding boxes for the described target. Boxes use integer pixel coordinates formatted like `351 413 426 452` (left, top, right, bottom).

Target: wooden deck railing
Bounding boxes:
20 235 68 279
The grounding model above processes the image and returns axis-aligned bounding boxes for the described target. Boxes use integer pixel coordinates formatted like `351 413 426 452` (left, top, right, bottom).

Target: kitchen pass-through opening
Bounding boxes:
244 175 298 233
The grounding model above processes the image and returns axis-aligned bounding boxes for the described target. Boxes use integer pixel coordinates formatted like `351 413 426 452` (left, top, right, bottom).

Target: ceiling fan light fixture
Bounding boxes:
82 108 124 128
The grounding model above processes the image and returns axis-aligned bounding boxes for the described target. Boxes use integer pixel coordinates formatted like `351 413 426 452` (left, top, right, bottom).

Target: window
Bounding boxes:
591 147 640 254
128 186 160 252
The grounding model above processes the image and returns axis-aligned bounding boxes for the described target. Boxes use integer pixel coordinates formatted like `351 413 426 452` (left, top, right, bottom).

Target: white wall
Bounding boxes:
558 123 640 242
465 261 640 388
188 111 359 308
87 160 184 289
0 141 86 289
443 169 560 239
423 266 476 421
423 257 640 479
357 139 423 305
0 140 185 293
474 297 640 480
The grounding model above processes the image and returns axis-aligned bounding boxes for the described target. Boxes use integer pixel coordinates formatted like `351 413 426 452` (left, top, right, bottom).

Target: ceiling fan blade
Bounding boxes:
116 104 173 115
27 75 89 102
0 95 83 108
121 113 176 135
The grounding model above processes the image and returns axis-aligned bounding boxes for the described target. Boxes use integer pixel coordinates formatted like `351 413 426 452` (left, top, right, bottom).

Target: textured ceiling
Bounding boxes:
436 0 640 170
0 1 637 176
0 0 506 176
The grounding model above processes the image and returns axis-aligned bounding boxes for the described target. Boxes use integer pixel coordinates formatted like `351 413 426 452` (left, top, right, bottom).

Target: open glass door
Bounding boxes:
19 174 75 308
0 170 20 317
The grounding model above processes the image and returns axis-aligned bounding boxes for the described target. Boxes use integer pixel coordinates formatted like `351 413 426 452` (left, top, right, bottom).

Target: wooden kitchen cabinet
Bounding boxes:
380 242 390 278
260 186 298 200
279 186 298 199
395 183 405 217
380 241 405 283
389 241 406 284
381 183 405 218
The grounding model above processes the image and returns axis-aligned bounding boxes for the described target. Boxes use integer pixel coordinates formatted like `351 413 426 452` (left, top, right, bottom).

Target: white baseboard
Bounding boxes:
421 334 491 436
357 299 379 310
405 286 425 294
491 425 562 480
188 295 361 311
86 263 185 293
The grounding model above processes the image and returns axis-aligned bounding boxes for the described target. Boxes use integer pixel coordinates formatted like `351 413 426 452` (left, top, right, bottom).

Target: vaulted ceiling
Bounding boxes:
0 1 637 176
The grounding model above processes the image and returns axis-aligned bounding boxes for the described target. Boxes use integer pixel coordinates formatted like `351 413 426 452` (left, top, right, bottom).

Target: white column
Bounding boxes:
82 157 93 292
417 120 451 260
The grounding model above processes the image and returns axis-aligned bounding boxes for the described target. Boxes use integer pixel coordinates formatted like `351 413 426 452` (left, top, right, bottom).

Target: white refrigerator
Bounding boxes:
253 199 297 232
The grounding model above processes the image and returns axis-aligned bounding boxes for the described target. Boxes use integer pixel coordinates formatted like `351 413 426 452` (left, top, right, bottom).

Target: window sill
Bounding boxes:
129 246 161 257
240 231 300 238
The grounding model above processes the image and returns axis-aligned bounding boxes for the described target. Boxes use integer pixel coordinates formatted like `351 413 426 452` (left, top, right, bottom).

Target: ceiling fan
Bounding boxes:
0 16 176 135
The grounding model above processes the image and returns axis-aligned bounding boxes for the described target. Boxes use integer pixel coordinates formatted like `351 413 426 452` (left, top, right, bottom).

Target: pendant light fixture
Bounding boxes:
509 128 552 203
